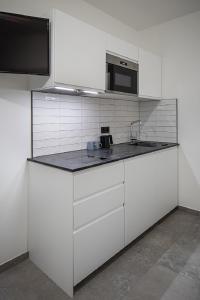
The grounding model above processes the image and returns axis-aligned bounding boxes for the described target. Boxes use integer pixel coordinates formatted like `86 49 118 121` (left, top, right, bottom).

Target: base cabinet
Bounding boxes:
74 207 124 285
124 147 178 246
28 147 178 298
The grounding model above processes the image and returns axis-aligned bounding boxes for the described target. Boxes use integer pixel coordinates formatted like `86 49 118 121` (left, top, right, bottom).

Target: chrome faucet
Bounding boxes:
130 120 141 144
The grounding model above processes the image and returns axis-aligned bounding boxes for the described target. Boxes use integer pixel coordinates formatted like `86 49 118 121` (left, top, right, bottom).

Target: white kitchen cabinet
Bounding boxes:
28 146 178 297
74 207 124 285
139 48 162 99
28 163 74 297
74 184 124 230
30 9 106 91
106 34 138 62
74 161 124 200
154 148 178 215
53 10 106 91
124 147 178 246
73 162 125 284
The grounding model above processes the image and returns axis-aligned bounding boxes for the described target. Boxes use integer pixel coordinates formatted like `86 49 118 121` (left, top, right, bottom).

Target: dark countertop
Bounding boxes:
28 141 178 172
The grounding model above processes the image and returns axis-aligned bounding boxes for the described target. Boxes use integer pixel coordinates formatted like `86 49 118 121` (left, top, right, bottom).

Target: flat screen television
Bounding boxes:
0 11 49 75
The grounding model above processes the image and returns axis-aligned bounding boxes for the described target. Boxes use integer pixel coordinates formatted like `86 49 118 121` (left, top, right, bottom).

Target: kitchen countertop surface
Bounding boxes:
28 141 178 172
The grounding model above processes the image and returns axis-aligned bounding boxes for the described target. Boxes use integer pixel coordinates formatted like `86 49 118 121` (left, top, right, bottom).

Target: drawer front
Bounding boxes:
74 161 124 200
74 207 124 285
74 184 124 230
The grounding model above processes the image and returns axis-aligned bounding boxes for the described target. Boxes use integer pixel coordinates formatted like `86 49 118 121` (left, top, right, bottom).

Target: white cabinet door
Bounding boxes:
125 148 177 246
74 183 124 230
125 152 157 245
29 163 74 297
106 34 138 62
53 10 106 91
139 48 162 99
154 148 178 216
74 207 124 285
74 161 124 201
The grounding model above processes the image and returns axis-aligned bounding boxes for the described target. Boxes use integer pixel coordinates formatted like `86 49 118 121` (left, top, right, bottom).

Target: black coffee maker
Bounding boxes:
100 135 113 148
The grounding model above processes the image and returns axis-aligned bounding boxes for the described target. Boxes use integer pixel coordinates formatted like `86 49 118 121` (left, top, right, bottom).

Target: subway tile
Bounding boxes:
82 97 99 105
82 122 99 130
33 99 60 109
59 130 82 138
59 123 82 130
33 124 60 132
33 131 59 140
59 101 82 110
33 116 60 124
100 110 115 117
82 103 99 110
100 104 115 111
59 143 82 153
59 137 81 145
34 139 60 148
82 116 100 123
58 94 82 103
59 116 82 124
33 108 60 117
60 109 82 117
81 128 100 137
33 145 61 157
32 92 177 156
82 109 100 117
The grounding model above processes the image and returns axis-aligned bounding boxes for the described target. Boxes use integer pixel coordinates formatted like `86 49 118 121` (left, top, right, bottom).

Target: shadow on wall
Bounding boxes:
179 147 200 211
0 74 28 91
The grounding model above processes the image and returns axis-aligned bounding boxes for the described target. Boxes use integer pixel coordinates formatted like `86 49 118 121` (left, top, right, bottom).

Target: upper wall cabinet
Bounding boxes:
139 48 162 99
30 9 106 91
106 34 138 62
53 10 106 91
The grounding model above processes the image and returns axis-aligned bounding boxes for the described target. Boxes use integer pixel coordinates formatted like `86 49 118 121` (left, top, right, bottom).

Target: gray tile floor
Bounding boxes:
1 208 200 300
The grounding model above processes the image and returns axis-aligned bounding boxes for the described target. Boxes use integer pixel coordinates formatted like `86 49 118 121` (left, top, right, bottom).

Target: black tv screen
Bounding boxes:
0 12 49 75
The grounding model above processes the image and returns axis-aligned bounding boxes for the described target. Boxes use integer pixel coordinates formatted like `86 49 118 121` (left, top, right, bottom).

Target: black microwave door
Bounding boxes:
108 64 138 94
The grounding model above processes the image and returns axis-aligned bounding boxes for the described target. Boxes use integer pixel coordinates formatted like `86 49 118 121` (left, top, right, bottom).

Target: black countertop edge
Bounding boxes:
27 143 178 173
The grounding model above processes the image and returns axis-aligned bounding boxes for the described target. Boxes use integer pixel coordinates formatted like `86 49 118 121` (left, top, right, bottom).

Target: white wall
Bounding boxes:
0 79 31 265
32 92 139 157
0 0 138 265
140 10 200 211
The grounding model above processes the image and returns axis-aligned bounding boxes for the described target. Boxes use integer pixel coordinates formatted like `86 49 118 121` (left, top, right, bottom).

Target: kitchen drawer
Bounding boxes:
74 183 124 230
74 206 124 285
74 161 124 200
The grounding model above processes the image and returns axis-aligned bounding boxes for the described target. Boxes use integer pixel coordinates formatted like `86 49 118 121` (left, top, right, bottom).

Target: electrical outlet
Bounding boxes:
101 126 110 134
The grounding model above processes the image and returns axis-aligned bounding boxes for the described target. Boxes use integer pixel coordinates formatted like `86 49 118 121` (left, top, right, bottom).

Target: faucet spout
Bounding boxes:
130 120 141 126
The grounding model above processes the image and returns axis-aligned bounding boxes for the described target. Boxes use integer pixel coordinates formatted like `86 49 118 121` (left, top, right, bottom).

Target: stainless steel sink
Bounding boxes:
129 141 157 147
129 141 170 147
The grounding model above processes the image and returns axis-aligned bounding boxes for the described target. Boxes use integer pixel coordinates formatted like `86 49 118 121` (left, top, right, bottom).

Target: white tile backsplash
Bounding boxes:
139 99 177 143
32 93 177 157
32 92 139 157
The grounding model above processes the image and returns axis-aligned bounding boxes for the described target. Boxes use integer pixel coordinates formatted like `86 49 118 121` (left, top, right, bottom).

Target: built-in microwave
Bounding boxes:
106 53 138 95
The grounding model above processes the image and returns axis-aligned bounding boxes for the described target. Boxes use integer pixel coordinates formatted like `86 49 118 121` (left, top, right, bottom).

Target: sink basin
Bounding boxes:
130 141 158 147
129 141 170 147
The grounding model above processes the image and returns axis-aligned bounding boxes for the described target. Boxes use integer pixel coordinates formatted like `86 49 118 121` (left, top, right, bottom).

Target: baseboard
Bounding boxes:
178 205 200 215
0 252 29 274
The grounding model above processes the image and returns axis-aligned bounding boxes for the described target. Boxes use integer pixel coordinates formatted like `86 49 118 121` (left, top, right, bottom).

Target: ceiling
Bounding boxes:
84 0 200 30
